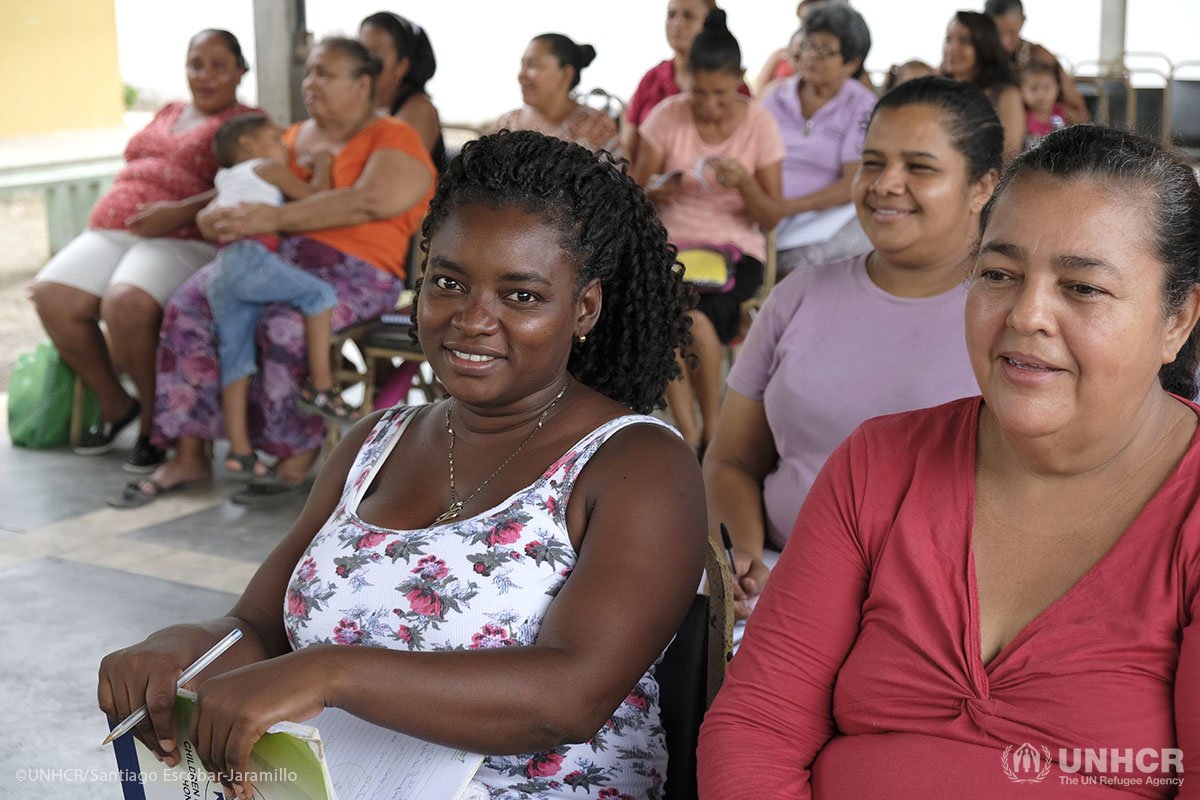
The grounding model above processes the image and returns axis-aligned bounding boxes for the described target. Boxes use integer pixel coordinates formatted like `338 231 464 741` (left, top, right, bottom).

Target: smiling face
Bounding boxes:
302 45 373 122
517 39 574 112
854 104 995 268
418 204 601 410
666 0 709 57
186 32 245 115
965 174 1199 443
359 23 408 109
942 19 978 81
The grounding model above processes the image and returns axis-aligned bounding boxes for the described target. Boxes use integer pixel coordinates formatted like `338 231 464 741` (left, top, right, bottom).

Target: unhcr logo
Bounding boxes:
1002 743 1052 783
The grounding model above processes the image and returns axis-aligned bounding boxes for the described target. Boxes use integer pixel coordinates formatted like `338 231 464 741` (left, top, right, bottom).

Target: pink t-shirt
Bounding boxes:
699 396 1200 798
89 101 259 240
726 254 978 548
639 93 785 261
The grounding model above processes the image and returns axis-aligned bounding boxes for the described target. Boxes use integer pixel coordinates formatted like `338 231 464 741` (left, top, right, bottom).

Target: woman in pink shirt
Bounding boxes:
633 9 784 454
699 126 1200 798
622 0 741 163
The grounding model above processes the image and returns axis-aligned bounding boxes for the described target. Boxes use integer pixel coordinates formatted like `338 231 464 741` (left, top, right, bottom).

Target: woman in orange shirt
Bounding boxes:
116 37 435 507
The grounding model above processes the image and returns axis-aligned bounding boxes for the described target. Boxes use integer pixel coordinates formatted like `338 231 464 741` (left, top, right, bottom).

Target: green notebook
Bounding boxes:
111 690 484 799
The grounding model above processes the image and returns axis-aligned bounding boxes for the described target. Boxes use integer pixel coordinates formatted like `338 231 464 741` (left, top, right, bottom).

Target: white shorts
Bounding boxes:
35 229 216 307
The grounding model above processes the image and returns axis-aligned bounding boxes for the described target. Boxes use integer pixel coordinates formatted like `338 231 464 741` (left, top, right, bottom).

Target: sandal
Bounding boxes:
298 381 361 423
107 478 202 509
231 478 314 507
223 451 264 483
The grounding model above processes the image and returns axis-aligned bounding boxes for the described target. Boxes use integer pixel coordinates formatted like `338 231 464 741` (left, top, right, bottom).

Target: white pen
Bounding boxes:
102 628 243 746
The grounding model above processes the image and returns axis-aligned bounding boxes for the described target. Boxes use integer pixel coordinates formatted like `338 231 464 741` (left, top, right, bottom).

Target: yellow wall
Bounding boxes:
1 1 124 136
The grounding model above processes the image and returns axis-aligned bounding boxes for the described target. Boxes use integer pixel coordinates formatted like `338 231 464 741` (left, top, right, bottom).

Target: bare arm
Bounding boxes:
1056 64 1090 125
712 158 784 231
125 190 217 238
207 148 433 242
631 137 680 205
781 162 858 217
996 85 1027 163
704 389 779 618
96 410 382 767
252 160 324 202
187 424 707 784
620 118 640 165
395 93 441 153
754 49 788 99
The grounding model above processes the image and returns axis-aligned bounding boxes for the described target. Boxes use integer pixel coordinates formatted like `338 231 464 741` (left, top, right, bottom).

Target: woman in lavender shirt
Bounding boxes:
704 77 1001 621
760 5 877 276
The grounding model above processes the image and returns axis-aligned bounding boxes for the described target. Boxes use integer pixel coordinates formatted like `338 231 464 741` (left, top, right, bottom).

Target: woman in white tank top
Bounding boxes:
99 130 705 800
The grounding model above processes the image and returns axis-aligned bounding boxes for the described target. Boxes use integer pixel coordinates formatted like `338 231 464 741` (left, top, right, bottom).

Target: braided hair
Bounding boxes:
414 130 694 414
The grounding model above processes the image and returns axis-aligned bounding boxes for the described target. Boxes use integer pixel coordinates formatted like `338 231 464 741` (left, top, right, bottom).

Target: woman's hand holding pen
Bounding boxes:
730 553 771 621
97 625 215 768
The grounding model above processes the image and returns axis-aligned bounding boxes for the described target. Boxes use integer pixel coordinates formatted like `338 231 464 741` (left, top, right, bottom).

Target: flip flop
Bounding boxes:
298 381 362 423
230 478 314 507
107 478 201 509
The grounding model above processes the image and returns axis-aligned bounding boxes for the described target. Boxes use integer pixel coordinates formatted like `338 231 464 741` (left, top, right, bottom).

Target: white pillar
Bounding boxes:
1099 0 1127 70
252 0 310 125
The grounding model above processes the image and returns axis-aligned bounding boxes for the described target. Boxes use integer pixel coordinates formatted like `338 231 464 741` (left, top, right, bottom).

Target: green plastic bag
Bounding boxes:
8 339 99 448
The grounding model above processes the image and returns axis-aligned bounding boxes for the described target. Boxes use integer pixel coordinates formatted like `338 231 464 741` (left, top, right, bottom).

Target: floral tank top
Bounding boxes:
284 405 675 800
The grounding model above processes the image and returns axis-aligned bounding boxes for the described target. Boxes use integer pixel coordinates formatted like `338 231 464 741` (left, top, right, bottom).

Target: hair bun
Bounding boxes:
703 8 729 32
578 43 597 69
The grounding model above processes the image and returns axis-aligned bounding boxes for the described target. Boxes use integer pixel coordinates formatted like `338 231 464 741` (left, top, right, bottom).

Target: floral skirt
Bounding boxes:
152 236 402 457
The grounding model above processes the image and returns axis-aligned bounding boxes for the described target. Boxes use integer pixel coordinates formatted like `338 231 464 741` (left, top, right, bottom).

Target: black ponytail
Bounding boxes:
687 9 741 75
533 33 596 90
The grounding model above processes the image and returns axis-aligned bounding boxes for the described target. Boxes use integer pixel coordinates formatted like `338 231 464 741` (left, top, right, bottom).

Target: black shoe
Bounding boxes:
123 435 166 474
73 400 141 455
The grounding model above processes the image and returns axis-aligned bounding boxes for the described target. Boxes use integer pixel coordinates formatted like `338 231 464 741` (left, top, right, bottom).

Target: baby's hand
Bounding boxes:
309 151 333 170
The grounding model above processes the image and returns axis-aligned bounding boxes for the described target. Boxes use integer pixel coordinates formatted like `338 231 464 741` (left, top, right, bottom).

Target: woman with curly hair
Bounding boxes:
98 130 704 800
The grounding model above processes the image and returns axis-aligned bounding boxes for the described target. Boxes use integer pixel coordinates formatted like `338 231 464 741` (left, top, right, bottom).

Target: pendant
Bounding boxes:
433 502 463 525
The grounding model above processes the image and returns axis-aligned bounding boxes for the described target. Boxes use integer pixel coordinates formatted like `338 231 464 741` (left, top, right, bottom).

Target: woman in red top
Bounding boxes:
115 38 435 507
31 30 258 472
698 126 1200 797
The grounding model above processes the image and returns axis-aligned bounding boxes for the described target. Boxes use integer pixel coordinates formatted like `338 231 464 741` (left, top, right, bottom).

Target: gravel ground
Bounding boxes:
0 192 50 392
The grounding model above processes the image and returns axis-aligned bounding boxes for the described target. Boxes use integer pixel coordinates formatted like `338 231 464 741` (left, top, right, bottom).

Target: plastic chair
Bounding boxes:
656 534 734 800
582 87 628 128
1169 63 1200 151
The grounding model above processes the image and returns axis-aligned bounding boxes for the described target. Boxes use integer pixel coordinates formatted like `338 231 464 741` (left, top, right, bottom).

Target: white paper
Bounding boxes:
774 203 858 249
305 708 484 800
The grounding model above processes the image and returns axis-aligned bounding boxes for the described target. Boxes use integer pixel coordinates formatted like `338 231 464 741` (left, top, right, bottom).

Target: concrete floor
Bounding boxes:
0 422 306 799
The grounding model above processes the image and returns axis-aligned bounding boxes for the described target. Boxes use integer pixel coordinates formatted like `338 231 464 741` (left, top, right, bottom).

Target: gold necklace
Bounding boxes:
433 382 570 525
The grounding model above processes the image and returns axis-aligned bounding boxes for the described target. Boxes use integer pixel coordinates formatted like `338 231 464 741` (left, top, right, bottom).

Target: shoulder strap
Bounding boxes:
340 405 421 512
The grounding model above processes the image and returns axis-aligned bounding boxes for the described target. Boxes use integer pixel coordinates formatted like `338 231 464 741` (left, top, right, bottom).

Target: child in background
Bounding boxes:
1020 60 1066 149
204 114 354 481
883 60 936 93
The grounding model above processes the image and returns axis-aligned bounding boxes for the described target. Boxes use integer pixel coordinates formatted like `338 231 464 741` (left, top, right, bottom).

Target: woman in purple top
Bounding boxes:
761 5 878 276
703 77 1001 620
